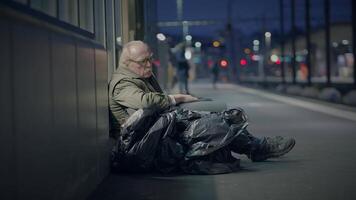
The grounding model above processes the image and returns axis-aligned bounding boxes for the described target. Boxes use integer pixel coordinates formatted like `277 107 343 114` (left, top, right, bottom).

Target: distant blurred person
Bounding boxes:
168 46 178 90
211 61 220 89
177 52 190 94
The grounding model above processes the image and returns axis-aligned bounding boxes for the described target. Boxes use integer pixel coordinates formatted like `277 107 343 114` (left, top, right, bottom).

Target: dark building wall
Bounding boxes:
0 11 110 200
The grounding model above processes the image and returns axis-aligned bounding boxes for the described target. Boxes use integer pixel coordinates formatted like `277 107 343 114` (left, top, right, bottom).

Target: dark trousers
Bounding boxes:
177 70 189 94
229 130 265 157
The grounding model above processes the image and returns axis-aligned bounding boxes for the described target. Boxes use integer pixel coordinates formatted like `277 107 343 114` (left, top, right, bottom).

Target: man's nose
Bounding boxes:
146 61 152 67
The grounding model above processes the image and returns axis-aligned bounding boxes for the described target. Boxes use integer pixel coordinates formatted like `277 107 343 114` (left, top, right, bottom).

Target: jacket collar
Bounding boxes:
115 63 141 79
110 63 163 93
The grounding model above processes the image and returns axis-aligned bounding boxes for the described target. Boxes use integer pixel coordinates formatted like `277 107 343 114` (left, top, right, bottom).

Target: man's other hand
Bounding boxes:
172 94 199 104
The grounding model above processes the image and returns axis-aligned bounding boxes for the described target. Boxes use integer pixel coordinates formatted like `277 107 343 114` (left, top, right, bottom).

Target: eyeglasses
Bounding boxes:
129 56 153 66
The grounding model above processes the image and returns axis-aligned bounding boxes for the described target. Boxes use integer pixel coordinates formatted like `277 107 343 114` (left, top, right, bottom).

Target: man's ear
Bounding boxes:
122 59 130 66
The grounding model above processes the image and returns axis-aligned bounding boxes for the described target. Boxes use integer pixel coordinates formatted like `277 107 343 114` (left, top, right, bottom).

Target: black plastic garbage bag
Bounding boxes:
176 108 248 158
111 107 249 174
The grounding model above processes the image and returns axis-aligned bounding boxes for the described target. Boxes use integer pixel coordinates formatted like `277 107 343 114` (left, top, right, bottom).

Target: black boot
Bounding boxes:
250 136 296 162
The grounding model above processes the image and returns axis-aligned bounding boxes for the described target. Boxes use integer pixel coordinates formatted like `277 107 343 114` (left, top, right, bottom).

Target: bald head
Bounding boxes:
120 41 149 64
119 41 153 78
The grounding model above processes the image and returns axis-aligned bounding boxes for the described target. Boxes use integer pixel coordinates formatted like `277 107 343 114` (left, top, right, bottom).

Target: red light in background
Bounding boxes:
207 60 214 68
153 60 161 67
240 59 247 66
276 59 281 65
251 55 260 61
220 59 228 68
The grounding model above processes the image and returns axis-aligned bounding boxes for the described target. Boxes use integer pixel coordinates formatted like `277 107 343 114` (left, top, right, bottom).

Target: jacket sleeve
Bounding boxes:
112 79 172 110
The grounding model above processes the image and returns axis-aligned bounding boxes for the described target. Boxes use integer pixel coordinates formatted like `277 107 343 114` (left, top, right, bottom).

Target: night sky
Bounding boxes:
157 0 352 40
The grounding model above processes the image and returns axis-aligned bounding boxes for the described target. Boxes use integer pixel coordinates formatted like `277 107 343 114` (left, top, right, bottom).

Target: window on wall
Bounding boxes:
330 0 353 83
8 0 95 37
13 0 27 4
105 0 123 76
79 0 94 32
310 0 327 82
59 0 79 26
283 0 293 82
31 0 57 17
295 0 307 83
114 0 122 69
114 0 122 47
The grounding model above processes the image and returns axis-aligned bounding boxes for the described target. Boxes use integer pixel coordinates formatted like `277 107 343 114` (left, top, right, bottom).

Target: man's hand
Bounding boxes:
172 94 198 104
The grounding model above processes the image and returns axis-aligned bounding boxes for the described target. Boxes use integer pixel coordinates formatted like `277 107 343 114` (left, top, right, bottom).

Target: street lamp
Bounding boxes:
156 33 166 41
253 39 260 52
264 32 272 56
185 34 192 41
265 32 272 50
265 32 271 49
185 34 192 46
260 32 272 81
265 32 271 38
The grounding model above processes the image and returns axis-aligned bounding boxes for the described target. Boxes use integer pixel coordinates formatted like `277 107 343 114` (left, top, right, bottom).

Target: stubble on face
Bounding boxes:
131 45 153 78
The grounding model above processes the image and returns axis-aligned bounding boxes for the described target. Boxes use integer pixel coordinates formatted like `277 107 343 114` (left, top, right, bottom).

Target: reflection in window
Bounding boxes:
13 0 27 4
59 0 78 26
284 43 293 82
31 0 56 17
310 0 326 81
114 0 122 69
282 0 293 82
79 0 94 32
295 0 307 82
330 0 353 83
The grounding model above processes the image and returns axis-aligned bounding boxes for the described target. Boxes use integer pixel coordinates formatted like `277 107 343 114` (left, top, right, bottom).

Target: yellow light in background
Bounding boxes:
213 41 220 47
244 48 251 54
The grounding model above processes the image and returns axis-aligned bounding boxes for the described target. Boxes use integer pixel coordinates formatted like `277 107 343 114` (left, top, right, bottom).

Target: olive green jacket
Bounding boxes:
109 63 172 136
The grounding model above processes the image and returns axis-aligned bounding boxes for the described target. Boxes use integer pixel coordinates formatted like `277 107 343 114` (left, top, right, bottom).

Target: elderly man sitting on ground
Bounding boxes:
109 40 296 174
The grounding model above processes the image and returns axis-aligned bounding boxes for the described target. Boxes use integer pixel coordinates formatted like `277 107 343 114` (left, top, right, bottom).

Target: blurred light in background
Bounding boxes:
195 41 202 48
296 55 304 62
240 58 247 66
270 54 279 62
207 59 214 68
253 39 260 52
185 35 192 41
220 59 228 68
156 33 166 41
184 49 192 60
265 32 271 38
342 40 349 45
251 55 260 61
116 37 122 45
213 40 220 47
244 48 251 54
